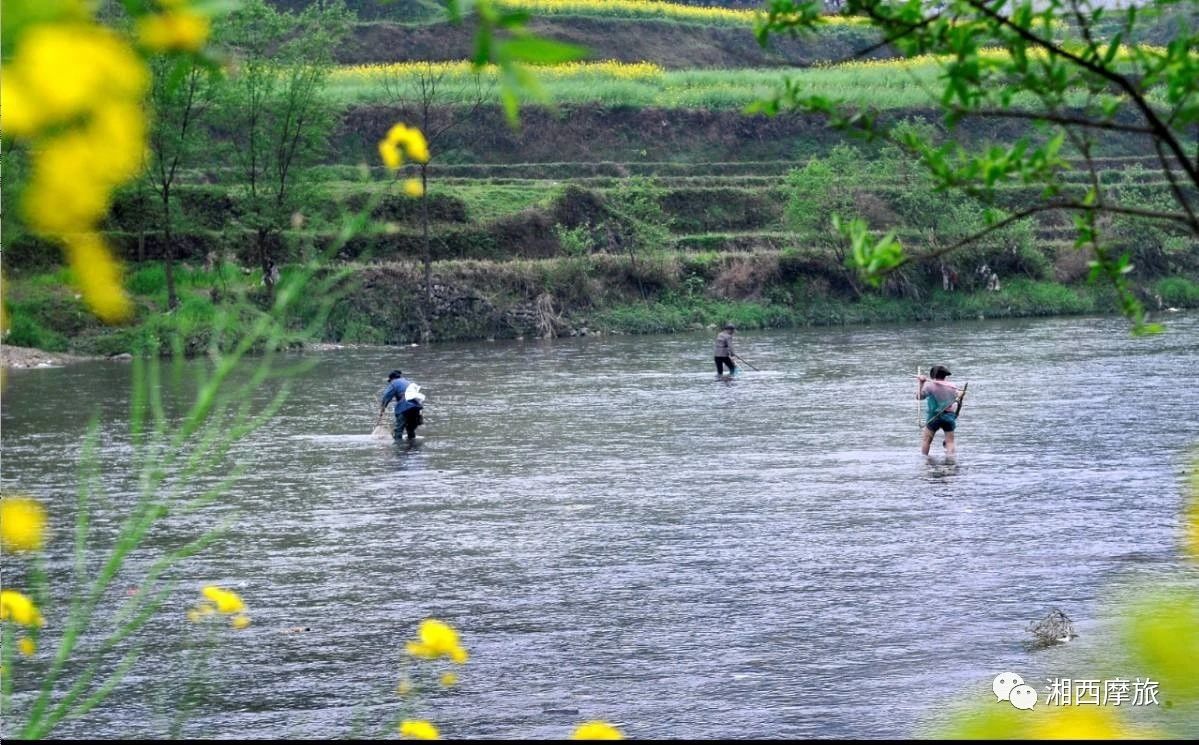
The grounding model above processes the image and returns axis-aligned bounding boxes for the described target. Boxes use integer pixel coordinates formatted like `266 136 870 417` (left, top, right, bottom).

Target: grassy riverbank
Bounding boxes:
5 254 1198 356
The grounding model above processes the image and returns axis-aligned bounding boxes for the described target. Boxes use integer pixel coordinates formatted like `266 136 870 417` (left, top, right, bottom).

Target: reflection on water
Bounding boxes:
2 314 1198 738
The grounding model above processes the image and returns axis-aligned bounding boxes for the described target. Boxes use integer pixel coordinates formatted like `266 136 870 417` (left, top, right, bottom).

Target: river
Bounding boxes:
2 313 1197 738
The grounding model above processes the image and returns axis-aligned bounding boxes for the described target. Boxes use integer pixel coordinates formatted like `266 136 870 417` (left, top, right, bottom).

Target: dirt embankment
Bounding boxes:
334 104 1149 165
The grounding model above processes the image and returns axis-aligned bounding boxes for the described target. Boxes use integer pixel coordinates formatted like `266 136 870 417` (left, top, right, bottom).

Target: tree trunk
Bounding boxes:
162 190 179 310
420 163 433 343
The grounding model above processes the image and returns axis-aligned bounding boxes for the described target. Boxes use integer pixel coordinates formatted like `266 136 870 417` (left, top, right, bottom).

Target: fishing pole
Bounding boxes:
734 354 760 371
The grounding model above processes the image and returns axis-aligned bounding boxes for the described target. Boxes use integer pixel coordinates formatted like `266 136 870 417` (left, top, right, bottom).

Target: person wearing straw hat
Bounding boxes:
380 369 424 442
713 323 738 378
916 364 962 456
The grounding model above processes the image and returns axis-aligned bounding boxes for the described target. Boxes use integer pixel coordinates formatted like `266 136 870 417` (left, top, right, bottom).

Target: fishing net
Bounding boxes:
1026 607 1078 648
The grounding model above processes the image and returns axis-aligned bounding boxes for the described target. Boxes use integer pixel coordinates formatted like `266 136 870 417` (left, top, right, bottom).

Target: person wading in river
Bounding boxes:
380 369 424 442
917 364 963 457
714 323 737 378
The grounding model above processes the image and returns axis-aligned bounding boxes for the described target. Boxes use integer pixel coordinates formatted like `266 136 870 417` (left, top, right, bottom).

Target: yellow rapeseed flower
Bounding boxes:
399 719 440 740
439 671 457 687
2 24 147 133
201 585 246 614
405 618 468 663
231 614 252 630
1 497 48 553
571 720 624 740
137 9 211 52
18 637 37 657
403 178 424 198
378 123 430 170
25 137 113 234
0 590 46 628
63 233 134 324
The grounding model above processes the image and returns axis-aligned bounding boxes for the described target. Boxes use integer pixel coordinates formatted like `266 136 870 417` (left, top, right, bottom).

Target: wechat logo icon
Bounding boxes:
994 672 1037 710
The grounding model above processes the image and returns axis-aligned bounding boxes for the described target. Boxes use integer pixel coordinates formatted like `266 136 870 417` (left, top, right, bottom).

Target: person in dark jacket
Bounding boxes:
713 323 737 377
380 370 424 441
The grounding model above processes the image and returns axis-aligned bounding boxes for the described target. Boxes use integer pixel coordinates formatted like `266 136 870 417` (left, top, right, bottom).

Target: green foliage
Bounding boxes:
1156 277 1199 306
554 224 593 256
213 0 353 289
755 0 1199 332
606 176 672 253
3 312 70 352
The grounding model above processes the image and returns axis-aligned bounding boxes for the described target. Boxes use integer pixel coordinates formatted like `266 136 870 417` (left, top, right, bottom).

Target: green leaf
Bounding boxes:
498 37 586 65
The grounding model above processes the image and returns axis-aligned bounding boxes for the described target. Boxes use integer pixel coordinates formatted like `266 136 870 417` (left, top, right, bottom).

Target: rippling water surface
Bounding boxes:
3 314 1197 738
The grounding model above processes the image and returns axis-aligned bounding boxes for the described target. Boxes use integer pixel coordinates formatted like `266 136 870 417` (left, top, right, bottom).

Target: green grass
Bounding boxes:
327 60 1101 110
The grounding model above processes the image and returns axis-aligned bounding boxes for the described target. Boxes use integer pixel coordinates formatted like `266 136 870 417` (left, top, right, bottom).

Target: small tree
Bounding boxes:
145 56 216 310
754 0 1199 332
213 0 351 304
382 62 494 334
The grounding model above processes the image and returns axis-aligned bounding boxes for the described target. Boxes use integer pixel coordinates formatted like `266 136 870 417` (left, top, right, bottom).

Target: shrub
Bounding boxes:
1156 277 1199 307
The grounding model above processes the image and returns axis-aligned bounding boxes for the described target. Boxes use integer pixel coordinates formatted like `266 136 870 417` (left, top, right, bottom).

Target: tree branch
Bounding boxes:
899 199 1194 270
952 106 1154 135
960 0 1199 191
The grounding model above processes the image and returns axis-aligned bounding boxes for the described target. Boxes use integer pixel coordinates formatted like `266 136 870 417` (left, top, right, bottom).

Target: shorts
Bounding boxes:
926 412 957 433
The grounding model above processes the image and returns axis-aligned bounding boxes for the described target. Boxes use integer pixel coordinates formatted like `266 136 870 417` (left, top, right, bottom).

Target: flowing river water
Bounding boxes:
2 313 1197 738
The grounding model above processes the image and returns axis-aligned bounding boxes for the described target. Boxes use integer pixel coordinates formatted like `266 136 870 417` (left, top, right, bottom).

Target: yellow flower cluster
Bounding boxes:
1 589 45 656
571 720 624 740
2 20 149 322
136 1 211 52
0 590 45 629
820 44 1165 73
405 618 468 663
1 498 49 657
378 123 430 196
399 719 441 740
335 60 664 82
2 4 213 323
188 585 251 629
1 497 48 553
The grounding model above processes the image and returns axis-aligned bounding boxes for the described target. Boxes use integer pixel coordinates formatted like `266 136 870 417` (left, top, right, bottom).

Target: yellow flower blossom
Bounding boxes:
378 123 430 169
231 614 252 630
1 497 48 553
405 618 468 664
62 233 133 324
137 9 211 52
1 24 147 134
202 585 246 614
18 637 37 657
0 590 45 628
186 607 211 623
571 721 624 740
399 719 440 740
439 671 457 687
403 178 424 198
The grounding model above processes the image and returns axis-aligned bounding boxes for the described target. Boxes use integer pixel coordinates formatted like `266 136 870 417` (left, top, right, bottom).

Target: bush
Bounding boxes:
3 312 70 352
1156 277 1199 307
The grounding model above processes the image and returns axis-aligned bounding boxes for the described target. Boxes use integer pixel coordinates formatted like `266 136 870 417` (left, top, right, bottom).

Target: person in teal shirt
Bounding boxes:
917 364 962 456
380 370 423 441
